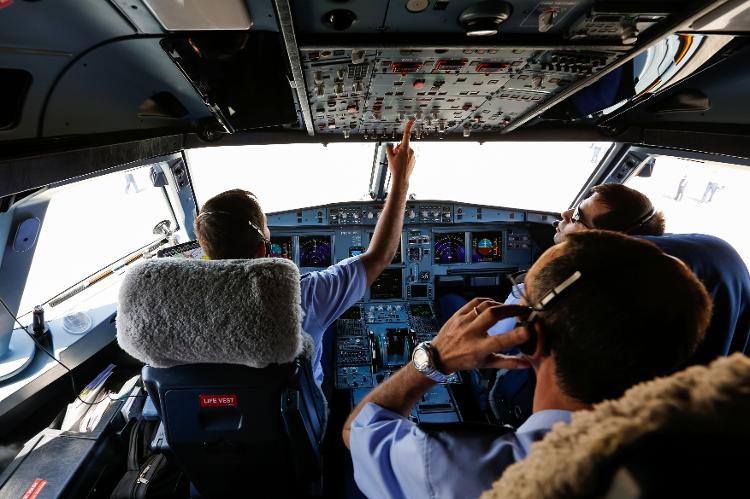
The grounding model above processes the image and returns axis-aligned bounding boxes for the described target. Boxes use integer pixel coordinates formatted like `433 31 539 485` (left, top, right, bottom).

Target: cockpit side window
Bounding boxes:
626 155 750 265
15 163 177 317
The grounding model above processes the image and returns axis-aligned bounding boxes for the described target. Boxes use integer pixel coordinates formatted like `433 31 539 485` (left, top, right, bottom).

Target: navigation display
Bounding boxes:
433 233 466 264
370 268 403 299
269 236 293 259
471 231 503 263
299 235 332 267
370 233 401 264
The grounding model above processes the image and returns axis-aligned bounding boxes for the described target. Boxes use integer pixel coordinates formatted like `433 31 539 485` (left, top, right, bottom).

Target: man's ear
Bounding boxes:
526 321 548 361
255 242 267 258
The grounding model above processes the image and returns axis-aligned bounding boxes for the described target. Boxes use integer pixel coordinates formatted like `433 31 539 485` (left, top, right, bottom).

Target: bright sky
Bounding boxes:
187 141 611 213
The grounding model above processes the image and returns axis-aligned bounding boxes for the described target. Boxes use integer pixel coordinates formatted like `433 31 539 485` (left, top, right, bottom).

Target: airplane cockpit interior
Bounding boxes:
2 0 750 497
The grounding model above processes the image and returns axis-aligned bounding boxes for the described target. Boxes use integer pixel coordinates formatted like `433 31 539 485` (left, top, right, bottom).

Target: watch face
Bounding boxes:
413 347 430 370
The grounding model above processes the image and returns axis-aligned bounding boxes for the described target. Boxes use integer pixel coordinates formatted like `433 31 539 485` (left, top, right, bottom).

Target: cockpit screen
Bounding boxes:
370 233 401 264
370 268 403 300
433 233 466 264
270 236 293 259
157 240 206 259
471 232 503 263
299 235 332 267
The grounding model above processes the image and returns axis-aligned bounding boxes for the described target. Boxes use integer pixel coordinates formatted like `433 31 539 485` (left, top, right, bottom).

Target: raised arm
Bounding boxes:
359 119 416 286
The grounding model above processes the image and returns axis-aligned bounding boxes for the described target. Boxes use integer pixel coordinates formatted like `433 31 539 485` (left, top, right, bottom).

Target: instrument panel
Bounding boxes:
268 200 549 423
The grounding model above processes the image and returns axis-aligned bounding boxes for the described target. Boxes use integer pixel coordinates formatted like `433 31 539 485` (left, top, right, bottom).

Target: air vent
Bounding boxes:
0 69 32 130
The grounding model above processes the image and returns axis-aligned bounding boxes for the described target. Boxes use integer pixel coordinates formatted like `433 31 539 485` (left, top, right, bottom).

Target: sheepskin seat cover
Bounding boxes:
116 257 311 368
481 353 750 499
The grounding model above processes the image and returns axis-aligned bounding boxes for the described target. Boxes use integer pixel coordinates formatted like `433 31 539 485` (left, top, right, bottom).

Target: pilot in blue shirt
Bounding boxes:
300 255 367 385
343 231 713 499
194 120 418 387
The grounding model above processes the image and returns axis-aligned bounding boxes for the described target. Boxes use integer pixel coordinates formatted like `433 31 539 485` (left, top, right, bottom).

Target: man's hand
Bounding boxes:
360 119 416 286
431 297 532 373
386 119 416 184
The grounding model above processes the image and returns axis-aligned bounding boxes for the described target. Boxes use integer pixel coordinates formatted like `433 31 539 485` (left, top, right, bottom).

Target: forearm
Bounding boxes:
343 363 435 447
362 178 409 284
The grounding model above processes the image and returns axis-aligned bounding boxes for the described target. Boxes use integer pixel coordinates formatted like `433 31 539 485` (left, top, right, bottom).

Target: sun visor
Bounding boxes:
162 32 298 132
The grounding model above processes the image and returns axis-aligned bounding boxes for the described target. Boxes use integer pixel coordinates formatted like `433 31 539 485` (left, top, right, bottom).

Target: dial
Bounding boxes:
299 235 332 267
433 233 466 264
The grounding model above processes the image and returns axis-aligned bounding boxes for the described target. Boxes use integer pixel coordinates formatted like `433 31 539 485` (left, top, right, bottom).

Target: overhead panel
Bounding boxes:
301 47 619 138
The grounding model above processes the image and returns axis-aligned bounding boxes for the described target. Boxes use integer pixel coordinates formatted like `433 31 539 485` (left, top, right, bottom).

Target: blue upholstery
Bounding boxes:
641 234 750 365
142 357 326 498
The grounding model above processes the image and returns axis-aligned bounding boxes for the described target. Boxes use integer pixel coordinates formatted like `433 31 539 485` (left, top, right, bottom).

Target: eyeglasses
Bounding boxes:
570 204 591 228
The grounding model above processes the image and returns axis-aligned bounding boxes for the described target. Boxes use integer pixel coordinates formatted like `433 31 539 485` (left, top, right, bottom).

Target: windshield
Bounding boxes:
17 164 176 316
188 142 610 213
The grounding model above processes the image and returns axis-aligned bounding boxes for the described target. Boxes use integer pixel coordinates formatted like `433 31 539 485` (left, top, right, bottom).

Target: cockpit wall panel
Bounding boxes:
41 38 213 138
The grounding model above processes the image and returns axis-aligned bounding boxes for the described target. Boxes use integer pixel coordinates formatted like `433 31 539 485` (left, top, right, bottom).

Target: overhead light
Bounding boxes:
143 0 252 31
459 0 512 37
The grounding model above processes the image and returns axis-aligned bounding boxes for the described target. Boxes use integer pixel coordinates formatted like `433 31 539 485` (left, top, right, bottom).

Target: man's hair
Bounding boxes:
590 184 666 235
194 189 266 259
527 230 712 404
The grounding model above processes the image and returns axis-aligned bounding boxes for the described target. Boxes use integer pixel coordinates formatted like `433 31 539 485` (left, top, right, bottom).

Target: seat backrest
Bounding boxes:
142 358 326 497
641 234 750 365
117 256 326 497
480 354 750 499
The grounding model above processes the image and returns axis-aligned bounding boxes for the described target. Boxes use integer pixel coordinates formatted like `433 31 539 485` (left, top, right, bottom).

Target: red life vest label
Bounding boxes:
21 479 47 499
199 394 238 407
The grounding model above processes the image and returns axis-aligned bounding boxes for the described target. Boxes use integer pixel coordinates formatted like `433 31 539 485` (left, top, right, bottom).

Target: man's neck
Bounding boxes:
532 357 591 413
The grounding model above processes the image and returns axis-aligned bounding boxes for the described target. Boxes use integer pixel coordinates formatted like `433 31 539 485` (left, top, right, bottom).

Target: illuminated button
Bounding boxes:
367 212 374 219
347 103 358 113
413 79 426 89
409 210 416 219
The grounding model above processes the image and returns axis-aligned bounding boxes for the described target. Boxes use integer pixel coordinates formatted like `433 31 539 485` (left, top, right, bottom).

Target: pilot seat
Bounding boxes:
117 257 326 498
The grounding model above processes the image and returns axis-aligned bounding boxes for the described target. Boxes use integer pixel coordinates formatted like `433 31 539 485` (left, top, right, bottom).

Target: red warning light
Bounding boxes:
0 0 13 10
390 61 423 75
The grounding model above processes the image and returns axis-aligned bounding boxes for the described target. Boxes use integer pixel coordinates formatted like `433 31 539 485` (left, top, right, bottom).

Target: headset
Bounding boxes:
197 210 272 256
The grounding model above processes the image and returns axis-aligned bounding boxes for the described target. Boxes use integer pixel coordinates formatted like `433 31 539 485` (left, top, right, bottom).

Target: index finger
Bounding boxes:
401 118 415 148
472 304 530 333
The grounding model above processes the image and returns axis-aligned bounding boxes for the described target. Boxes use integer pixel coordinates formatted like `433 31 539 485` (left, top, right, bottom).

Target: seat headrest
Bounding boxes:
116 257 311 368
481 353 750 499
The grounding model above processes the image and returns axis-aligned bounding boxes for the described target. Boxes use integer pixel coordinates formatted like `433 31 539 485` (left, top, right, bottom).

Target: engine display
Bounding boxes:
270 236 293 259
471 231 503 263
433 233 466 264
299 235 332 267
370 268 403 300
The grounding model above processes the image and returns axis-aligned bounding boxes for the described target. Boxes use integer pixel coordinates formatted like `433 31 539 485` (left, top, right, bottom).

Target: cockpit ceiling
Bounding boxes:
0 0 747 157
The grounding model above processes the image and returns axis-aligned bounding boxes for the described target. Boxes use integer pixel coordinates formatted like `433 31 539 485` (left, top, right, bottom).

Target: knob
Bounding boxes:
336 69 345 79
315 84 325 97
314 71 324 84
335 82 344 94
367 212 374 219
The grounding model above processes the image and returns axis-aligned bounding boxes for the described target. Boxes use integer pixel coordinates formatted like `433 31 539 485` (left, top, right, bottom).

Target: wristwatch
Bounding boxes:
412 341 453 383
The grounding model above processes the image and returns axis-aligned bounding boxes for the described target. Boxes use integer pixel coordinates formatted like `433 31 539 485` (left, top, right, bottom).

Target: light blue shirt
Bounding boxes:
350 402 571 499
300 255 367 385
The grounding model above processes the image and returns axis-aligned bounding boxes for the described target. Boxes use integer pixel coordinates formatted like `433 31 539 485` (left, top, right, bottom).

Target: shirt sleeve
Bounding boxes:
300 255 367 336
349 403 431 499
350 403 527 499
